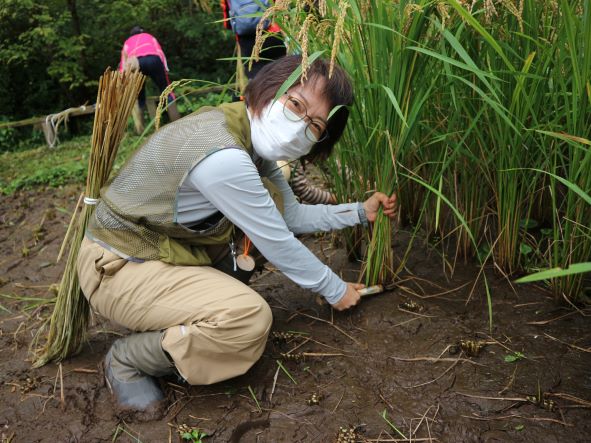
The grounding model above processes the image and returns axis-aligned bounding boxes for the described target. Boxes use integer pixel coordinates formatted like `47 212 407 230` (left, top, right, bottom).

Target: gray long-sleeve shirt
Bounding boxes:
176 147 363 304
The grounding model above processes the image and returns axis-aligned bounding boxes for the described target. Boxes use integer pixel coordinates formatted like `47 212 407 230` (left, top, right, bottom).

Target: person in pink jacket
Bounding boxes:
120 26 179 127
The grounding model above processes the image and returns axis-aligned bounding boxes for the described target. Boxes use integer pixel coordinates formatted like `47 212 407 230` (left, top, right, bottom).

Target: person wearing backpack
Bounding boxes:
120 26 180 130
221 0 287 80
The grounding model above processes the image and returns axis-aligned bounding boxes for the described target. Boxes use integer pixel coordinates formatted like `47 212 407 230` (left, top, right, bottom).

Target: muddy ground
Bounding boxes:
1 185 590 443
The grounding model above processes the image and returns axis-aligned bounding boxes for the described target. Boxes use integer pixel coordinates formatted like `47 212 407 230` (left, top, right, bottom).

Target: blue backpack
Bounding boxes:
228 0 271 36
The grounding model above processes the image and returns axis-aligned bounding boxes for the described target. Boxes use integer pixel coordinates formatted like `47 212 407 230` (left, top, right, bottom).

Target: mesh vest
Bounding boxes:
87 101 253 266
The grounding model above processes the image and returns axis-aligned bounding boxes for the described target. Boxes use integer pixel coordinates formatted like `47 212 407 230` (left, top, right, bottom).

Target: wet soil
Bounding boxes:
1 185 590 442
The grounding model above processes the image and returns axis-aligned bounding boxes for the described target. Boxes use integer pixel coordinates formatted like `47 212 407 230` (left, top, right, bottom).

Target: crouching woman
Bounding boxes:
77 55 397 420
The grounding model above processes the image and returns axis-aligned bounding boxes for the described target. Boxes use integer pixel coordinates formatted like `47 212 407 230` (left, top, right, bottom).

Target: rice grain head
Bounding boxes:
154 80 191 130
295 0 315 16
298 14 316 82
500 0 523 32
484 0 498 24
329 0 349 78
547 0 558 14
316 19 334 42
318 0 327 17
404 3 423 18
457 0 475 12
251 0 290 69
360 0 371 19
403 3 424 34
437 1 451 29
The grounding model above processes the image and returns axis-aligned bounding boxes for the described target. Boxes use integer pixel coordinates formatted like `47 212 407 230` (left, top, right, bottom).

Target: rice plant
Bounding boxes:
267 0 445 285
266 0 590 305
440 0 590 298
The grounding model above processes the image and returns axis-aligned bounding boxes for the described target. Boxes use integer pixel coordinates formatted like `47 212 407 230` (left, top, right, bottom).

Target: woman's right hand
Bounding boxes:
332 282 365 311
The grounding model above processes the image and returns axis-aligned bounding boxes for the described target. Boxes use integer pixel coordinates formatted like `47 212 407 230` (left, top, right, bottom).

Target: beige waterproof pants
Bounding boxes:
77 238 272 385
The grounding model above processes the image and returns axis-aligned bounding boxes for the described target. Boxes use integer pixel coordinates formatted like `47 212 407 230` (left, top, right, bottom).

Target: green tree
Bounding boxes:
0 0 234 121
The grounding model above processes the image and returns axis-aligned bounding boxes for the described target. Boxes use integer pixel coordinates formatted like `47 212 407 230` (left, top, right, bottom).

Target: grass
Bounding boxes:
0 131 143 195
0 88 231 196
247 385 262 412
276 359 297 384
381 409 407 440
112 423 144 443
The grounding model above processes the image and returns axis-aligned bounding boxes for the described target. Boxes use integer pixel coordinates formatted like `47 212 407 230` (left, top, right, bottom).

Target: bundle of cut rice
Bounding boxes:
34 69 145 367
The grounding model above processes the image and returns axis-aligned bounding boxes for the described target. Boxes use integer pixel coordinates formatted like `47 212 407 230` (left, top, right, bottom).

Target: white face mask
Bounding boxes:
248 100 317 161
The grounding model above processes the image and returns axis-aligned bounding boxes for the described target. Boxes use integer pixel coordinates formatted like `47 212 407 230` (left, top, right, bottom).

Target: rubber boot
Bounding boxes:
103 331 174 421
131 103 145 134
166 101 180 122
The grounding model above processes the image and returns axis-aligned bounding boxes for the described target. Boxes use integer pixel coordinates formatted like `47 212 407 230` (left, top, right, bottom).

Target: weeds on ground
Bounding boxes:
276 359 298 384
381 410 407 440
0 90 230 196
504 351 525 363
0 133 143 195
0 293 56 315
179 425 208 443
111 423 143 442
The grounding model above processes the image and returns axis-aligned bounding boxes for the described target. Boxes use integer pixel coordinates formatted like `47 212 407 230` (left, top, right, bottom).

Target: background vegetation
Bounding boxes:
0 0 234 144
0 91 230 194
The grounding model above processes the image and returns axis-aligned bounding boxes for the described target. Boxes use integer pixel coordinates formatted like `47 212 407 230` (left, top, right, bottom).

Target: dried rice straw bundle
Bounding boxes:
34 69 145 367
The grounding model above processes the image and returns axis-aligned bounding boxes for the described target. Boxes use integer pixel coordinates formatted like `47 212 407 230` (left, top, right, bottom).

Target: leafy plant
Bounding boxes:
181 428 208 443
504 351 525 363
276 359 297 384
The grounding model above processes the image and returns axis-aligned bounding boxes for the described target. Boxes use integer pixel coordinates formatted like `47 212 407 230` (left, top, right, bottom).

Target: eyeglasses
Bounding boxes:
283 95 329 143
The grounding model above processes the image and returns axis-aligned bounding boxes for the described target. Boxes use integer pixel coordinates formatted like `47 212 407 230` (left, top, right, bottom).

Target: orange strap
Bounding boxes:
242 236 252 257
267 23 281 33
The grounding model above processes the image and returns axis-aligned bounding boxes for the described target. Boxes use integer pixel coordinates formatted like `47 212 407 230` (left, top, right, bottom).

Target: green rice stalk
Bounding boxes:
263 0 590 306
328 0 439 284
547 0 591 301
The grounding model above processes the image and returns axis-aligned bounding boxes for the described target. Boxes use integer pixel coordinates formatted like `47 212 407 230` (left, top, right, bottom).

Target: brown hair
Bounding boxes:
244 55 354 161
129 26 144 36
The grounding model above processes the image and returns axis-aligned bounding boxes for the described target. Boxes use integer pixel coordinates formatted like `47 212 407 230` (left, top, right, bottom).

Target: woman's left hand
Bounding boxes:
363 192 398 223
